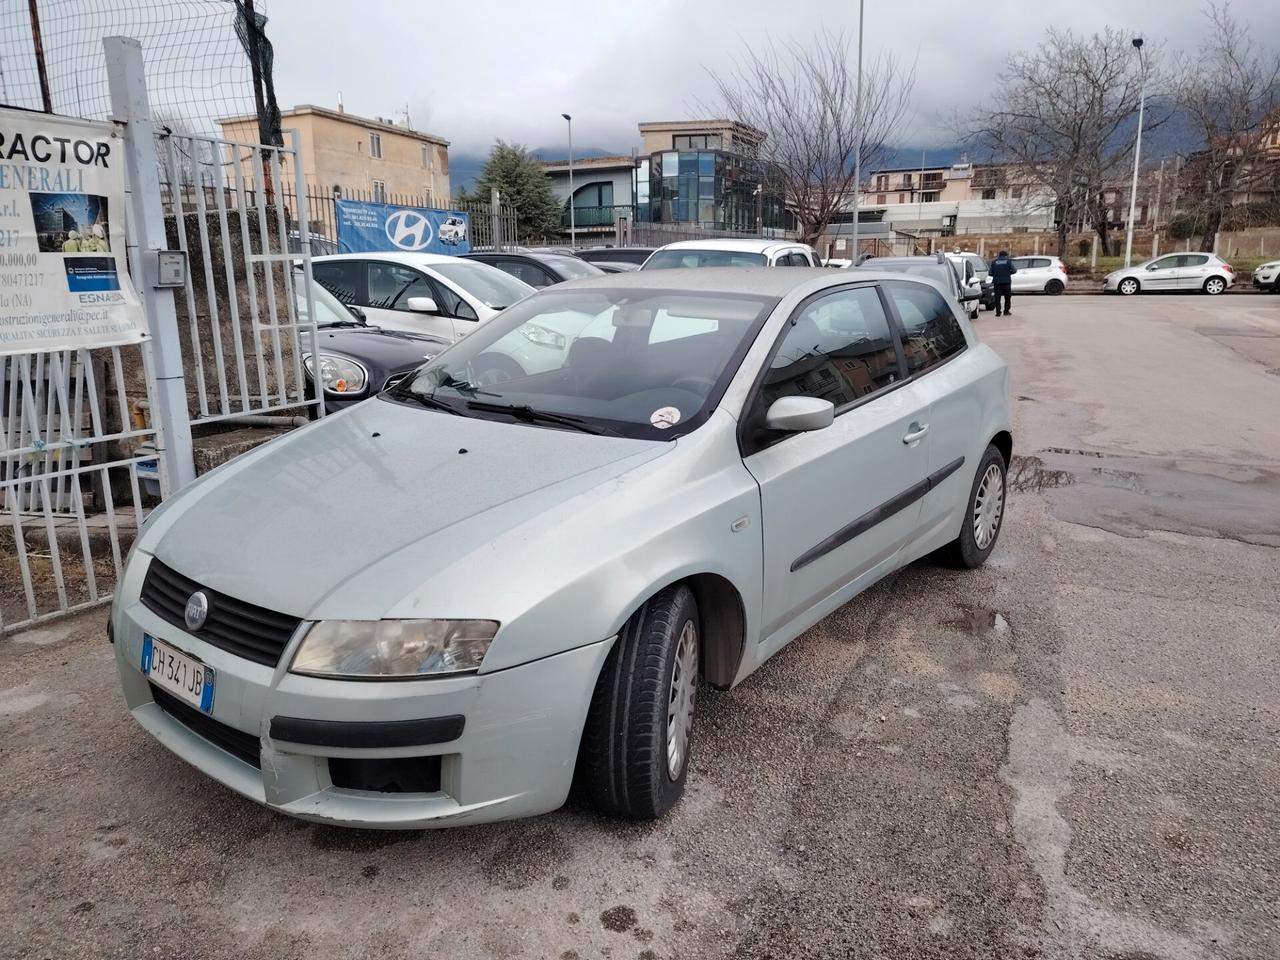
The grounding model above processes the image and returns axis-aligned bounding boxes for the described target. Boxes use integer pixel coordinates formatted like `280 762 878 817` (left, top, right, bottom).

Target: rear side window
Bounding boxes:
883 280 967 374
761 285 901 409
312 260 363 305
496 259 553 288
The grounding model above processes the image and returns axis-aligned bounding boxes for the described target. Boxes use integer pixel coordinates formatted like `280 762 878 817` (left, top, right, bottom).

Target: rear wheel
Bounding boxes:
1203 276 1226 295
1118 277 1140 296
1044 279 1065 295
577 585 699 819
943 443 1007 569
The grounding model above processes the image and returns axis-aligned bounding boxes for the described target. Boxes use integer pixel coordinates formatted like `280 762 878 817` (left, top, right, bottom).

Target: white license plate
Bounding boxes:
142 634 215 713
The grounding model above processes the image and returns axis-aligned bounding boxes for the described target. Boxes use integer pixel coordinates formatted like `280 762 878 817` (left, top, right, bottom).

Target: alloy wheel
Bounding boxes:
666 619 698 780
973 463 1005 550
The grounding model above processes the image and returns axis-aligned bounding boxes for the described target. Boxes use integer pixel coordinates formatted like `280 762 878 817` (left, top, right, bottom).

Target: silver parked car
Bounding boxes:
111 268 1012 828
1104 253 1235 295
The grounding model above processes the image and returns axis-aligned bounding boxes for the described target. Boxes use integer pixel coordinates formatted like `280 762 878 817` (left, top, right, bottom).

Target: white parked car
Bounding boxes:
437 216 468 246
311 253 535 341
1104 253 1235 296
642 238 820 269
1009 256 1069 295
1251 260 1279 292
110 268 1012 828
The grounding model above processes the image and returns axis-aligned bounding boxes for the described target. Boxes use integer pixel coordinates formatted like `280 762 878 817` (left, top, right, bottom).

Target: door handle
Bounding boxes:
903 423 929 444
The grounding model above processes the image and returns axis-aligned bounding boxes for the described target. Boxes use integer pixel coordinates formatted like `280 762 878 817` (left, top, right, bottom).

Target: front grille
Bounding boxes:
151 684 261 769
140 559 301 667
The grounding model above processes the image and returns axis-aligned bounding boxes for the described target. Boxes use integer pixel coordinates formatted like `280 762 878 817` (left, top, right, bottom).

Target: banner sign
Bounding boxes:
336 199 471 255
0 107 146 355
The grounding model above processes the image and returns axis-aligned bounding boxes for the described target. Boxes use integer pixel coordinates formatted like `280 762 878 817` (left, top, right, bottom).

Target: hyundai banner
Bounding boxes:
335 199 471 255
0 106 146 355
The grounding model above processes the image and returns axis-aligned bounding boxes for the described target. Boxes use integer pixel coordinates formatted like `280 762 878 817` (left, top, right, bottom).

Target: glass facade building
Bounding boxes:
631 141 788 231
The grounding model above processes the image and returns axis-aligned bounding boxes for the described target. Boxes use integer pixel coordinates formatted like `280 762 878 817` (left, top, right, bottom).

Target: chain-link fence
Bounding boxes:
0 0 261 132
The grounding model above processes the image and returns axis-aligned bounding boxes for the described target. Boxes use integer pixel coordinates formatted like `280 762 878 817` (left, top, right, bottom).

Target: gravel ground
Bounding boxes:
1 294 1278 960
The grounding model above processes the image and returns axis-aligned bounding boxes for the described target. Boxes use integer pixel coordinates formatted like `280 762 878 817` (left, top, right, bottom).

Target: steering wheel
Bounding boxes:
671 376 716 393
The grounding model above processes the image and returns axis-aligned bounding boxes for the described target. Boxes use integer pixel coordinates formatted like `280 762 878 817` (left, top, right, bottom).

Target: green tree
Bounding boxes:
462 141 561 243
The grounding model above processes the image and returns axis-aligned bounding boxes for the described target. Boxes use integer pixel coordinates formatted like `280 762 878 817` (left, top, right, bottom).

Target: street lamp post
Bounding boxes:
850 0 865 266
1124 37 1146 269
562 113 575 248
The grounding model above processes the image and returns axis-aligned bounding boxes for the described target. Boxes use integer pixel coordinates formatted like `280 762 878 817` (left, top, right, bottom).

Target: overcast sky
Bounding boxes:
266 0 1275 158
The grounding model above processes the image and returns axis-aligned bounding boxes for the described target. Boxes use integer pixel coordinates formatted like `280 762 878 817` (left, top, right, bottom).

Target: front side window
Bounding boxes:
366 263 433 311
643 248 767 269
393 288 776 440
1149 256 1180 270
884 280 967 374
760 285 901 410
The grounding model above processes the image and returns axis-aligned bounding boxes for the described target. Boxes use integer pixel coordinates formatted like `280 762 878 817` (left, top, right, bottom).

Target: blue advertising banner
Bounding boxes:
335 199 471 255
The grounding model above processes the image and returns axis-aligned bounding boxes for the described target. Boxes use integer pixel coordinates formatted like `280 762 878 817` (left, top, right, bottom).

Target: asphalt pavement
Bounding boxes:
1 292 1277 960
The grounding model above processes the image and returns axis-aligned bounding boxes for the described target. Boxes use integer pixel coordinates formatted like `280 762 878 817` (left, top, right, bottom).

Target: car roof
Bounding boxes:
541 265 936 298
655 238 807 254
315 252 468 266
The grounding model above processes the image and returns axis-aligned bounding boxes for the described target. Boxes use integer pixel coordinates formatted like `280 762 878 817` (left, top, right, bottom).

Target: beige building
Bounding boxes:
218 104 450 206
637 119 765 157
853 161 1056 234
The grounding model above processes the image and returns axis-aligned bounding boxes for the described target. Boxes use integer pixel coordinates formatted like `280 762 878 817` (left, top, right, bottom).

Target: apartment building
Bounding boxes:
218 104 451 206
856 161 1055 234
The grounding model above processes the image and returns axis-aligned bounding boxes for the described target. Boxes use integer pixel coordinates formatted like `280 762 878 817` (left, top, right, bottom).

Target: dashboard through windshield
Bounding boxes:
390 287 777 439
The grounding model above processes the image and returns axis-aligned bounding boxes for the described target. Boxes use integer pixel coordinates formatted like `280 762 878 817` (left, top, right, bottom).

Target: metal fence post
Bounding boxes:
105 36 196 495
490 188 502 252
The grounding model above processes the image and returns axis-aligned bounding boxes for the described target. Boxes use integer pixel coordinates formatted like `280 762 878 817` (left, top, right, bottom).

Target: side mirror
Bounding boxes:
961 287 981 302
1144 264 1157 271
406 296 439 314
764 396 835 433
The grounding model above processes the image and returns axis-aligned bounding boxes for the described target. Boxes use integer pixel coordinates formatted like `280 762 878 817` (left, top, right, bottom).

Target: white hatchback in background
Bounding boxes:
311 253 535 341
642 239 820 269
1009 256 1069 295
1105 253 1236 296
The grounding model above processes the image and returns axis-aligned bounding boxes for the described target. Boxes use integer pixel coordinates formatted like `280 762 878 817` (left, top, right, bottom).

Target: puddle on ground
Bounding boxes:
1009 455 1075 492
942 605 1010 635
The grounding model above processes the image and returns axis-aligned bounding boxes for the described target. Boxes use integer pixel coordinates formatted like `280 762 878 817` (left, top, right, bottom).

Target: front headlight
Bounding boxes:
303 353 368 395
290 619 499 679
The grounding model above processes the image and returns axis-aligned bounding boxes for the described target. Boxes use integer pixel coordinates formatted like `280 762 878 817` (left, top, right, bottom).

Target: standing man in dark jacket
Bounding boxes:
989 250 1017 316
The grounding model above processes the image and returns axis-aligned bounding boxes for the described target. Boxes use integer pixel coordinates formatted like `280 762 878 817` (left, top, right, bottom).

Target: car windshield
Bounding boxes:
391 287 777 439
428 260 533 309
644 249 768 269
293 272 359 326
542 255 605 279
967 256 989 279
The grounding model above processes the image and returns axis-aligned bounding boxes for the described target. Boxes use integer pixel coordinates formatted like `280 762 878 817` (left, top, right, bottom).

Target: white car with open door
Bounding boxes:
1009 256 1069 295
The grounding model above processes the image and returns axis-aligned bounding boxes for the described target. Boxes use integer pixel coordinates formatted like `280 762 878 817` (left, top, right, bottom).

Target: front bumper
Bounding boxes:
111 557 614 829
1254 271 1279 289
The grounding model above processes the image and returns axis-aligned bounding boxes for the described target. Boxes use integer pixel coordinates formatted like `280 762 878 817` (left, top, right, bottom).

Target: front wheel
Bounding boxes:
577 585 699 819
1203 276 1226 295
943 444 1007 569
1118 277 1140 296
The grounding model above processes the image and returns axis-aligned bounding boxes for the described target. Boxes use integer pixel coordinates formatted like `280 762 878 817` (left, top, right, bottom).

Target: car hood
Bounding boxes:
313 326 448 371
145 399 669 618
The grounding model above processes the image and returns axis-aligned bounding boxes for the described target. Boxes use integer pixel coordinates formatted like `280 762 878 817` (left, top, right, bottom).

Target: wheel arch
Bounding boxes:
990 429 1013 468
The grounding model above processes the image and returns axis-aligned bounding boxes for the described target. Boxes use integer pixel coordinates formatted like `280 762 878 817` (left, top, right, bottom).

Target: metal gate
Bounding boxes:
2 38 322 635
1 345 156 633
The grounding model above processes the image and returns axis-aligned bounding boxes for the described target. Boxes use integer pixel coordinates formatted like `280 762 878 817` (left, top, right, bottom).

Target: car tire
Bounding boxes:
1203 276 1226 295
1044 279 1065 295
1118 277 1140 296
471 353 525 385
576 584 699 820
943 443 1007 569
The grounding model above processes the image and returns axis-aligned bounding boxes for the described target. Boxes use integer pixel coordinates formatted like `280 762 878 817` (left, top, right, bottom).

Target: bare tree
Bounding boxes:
1173 2 1280 249
972 27 1160 256
705 32 916 248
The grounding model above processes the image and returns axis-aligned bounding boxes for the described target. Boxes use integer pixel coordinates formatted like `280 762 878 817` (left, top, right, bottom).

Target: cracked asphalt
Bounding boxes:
2 294 1278 960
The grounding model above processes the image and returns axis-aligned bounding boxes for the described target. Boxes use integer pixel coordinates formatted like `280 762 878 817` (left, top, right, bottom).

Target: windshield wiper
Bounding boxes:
464 400 615 436
392 388 463 416
438 374 502 397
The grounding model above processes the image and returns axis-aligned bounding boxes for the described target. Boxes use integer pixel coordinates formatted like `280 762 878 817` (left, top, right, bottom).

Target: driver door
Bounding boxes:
361 261 457 340
742 283 931 646
1141 255 1182 290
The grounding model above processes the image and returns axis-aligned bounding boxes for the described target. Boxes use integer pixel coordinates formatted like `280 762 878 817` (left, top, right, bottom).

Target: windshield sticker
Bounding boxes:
650 406 681 429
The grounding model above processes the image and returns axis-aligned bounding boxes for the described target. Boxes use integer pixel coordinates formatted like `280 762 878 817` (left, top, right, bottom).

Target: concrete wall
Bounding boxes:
1216 228 1280 259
